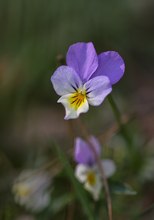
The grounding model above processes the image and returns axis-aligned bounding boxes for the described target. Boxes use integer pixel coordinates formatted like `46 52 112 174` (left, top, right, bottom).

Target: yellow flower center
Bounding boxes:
69 89 87 109
14 183 31 197
87 171 96 186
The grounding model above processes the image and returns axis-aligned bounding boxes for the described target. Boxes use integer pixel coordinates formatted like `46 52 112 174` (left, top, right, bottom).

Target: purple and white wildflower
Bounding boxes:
74 136 116 200
12 170 51 212
51 42 125 119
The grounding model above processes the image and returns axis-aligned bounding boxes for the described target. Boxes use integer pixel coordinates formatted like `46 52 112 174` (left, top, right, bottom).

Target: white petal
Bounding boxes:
58 94 89 120
75 164 89 183
12 170 51 212
84 174 102 201
102 159 116 178
76 98 89 116
26 192 50 212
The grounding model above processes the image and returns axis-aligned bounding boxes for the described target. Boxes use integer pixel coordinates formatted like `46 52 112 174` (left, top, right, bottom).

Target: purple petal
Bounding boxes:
51 65 82 96
74 136 101 165
66 42 98 82
85 76 112 106
93 51 125 85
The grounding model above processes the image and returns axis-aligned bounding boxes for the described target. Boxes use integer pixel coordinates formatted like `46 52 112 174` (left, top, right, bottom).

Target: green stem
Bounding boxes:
108 94 121 125
108 94 132 148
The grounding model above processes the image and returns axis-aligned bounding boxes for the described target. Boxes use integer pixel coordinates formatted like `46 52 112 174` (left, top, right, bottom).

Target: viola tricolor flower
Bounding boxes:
51 42 125 119
12 170 51 212
74 136 116 200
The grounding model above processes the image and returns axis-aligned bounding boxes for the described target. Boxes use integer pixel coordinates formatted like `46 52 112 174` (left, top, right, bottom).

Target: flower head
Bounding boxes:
74 136 116 200
12 170 51 212
51 42 125 119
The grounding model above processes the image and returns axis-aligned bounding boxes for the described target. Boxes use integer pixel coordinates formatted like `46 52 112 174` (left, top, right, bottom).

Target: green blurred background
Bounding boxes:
0 0 154 219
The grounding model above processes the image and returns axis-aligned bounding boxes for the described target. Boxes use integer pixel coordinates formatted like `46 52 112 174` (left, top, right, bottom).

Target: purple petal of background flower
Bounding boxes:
74 136 101 165
84 76 112 106
92 51 125 85
66 42 98 82
51 65 82 96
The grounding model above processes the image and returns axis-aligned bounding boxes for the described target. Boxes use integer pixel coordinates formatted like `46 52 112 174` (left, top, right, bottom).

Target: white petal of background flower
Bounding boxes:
12 170 51 212
75 164 102 200
102 159 116 178
75 164 90 183
84 173 102 201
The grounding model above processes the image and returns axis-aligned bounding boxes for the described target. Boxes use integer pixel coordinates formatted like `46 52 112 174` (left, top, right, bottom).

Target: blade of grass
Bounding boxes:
55 143 94 220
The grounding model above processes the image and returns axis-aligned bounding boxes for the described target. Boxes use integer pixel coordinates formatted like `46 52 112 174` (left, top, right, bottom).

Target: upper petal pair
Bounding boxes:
66 42 125 84
74 136 101 165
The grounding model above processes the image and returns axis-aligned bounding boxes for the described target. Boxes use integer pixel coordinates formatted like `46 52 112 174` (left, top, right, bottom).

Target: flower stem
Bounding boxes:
77 118 113 220
108 94 132 147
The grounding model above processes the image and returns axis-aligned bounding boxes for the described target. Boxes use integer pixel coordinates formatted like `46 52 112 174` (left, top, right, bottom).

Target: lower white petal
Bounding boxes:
84 174 102 201
58 94 89 120
75 164 89 183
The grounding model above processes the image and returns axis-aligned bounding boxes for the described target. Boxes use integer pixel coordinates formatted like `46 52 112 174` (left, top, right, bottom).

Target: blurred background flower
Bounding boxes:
12 170 51 212
74 137 116 200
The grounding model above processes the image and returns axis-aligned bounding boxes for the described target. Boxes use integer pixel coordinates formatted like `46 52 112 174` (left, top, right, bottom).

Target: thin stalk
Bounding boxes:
66 187 75 220
108 94 132 147
77 118 113 220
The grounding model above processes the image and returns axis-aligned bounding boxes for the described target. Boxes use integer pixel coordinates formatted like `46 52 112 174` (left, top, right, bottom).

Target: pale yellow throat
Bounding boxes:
87 171 96 186
69 89 87 109
14 183 31 197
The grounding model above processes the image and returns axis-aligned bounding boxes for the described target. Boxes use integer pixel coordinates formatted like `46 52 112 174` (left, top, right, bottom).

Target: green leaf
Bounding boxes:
51 193 74 214
55 144 94 220
110 181 137 195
